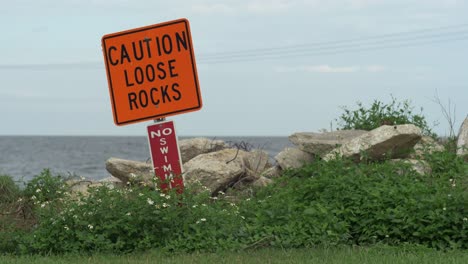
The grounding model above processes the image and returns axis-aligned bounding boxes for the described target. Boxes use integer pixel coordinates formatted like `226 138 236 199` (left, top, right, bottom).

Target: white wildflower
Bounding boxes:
17 198 23 202
139 193 144 197
155 204 160 209
160 193 166 198
218 191 225 195
211 197 218 200
449 179 453 182
165 195 171 200
36 188 41 193
241 216 245 220
463 217 467 222
64 226 69 231
443 207 447 211
246 198 251 201
147 198 154 205
192 205 198 208
196 220 201 224
202 204 207 207
73 215 78 219
31 195 36 200
385 235 389 238
88 224 94 230
126 212 131 216
162 203 169 208
200 218 206 222
40 203 46 208
130 173 137 178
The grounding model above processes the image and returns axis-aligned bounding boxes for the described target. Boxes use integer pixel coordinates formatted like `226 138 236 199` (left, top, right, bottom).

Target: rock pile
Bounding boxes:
101 120 466 197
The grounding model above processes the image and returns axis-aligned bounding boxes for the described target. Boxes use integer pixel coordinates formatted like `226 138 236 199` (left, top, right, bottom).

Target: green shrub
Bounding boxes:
4 149 467 254
22 183 245 254
243 156 467 250
23 169 68 204
0 175 20 204
337 97 434 136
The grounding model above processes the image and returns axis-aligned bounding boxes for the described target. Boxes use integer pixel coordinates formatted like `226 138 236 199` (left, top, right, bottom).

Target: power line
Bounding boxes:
199 23 468 58
1 24 467 69
198 34 468 64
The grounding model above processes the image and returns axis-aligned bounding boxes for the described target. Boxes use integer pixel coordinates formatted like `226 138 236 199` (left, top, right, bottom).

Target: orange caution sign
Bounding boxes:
102 18 202 125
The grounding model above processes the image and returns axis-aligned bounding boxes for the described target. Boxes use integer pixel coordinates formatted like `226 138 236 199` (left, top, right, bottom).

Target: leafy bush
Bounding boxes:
337 97 434 136
23 169 68 204
247 157 467 250
3 148 467 254
21 182 245 254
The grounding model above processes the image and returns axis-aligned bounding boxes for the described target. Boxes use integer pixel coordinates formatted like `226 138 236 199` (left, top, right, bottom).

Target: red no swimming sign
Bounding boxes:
147 120 183 192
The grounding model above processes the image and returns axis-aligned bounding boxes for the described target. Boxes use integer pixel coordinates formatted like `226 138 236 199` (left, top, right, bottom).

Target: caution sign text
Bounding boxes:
102 19 202 125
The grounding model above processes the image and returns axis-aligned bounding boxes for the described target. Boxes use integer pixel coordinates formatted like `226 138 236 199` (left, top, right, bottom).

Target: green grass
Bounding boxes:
1 246 467 264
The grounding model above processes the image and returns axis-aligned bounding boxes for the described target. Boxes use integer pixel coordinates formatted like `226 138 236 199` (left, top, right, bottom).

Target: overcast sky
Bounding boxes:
1 0 467 136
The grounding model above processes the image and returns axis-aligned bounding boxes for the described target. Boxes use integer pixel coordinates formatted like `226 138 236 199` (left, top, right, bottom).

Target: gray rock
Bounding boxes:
244 149 271 174
456 116 468 159
324 124 422 162
252 176 273 188
179 137 227 163
183 148 248 195
99 176 124 187
105 157 154 184
275 147 315 170
289 130 367 156
261 165 282 178
410 136 445 158
390 159 432 175
66 179 118 197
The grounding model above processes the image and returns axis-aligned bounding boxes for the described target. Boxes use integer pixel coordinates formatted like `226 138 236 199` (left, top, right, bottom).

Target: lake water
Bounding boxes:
0 136 291 182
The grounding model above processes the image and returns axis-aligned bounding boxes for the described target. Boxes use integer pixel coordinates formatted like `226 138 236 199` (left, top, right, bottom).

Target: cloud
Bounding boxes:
191 3 237 15
275 65 359 73
246 0 294 14
366 65 385 72
275 64 386 73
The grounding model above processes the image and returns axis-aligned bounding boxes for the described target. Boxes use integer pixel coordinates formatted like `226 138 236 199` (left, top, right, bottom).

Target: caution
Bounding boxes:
102 18 202 125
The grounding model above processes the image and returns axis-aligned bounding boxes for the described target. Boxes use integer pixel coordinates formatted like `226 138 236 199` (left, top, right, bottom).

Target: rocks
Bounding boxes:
324 124 422 162
261 166 282 179
252 176 273 188
244 149 271 177
390 159 431 175
183 149 248 195
410 136 445 158
289 130 367 156
456 116 468 159
275 147 315 169
66 177 122 197
179 137 227 163
105 157 154 184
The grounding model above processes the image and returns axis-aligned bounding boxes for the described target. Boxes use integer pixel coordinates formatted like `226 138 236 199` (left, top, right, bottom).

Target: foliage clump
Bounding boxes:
337 97 434 137
1 150 466 255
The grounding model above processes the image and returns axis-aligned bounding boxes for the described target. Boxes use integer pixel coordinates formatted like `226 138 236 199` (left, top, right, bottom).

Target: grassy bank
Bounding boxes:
1 246 467 264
